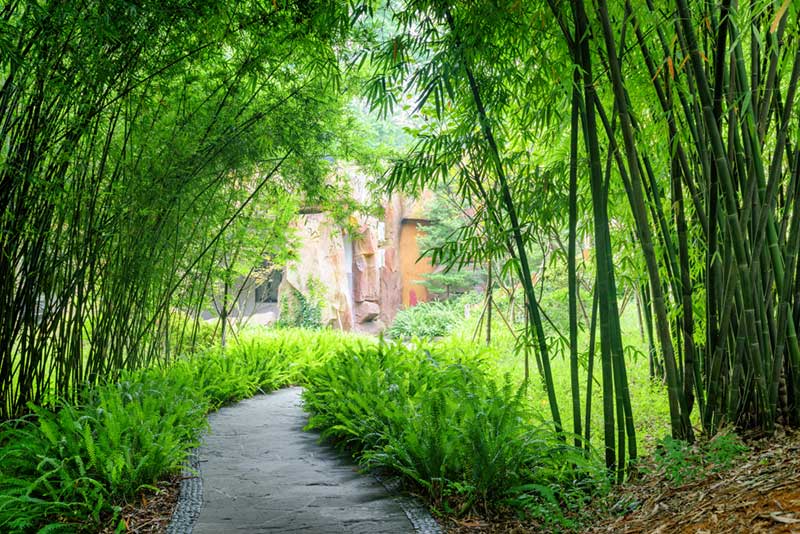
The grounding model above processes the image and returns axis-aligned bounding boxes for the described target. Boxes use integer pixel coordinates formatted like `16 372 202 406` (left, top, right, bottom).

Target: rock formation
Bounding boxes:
274 165 435 332
278 213 354 330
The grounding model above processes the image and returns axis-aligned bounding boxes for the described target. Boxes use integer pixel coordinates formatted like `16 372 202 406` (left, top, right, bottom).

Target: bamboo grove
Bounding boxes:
2 0 799 479
361 0 800 474
0 0 354 419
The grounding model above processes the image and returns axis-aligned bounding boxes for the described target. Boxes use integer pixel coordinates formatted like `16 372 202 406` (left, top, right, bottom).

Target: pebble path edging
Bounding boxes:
373 473 443 534
165 450 202 534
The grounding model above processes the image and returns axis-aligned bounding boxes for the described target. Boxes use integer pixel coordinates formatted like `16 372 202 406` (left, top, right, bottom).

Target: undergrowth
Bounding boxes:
648 431 750 485
1 325 660 532
0 328 354 533
386 299 467 339
0 370 207 533
303 341 608 528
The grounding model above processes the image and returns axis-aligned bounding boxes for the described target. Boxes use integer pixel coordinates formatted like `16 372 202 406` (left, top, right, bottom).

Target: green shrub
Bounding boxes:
386 299 467 339
303 341 605 524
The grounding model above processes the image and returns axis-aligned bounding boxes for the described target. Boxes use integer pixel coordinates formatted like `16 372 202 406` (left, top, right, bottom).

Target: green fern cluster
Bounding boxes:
0 328 356 532
303 341 606 524
178 329 355 409
386 300 467 339
0 369 207 532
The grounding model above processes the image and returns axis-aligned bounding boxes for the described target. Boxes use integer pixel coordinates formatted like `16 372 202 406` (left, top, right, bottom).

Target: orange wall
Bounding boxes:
399 221 433 307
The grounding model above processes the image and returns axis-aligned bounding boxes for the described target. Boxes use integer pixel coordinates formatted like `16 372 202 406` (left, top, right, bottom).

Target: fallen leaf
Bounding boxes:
771 0 791 34
770 512 800 524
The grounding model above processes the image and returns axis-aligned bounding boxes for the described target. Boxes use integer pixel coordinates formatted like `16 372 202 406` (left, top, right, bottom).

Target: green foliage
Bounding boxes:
0 0 356 419
343 101 413 175
178 328 355 409
166 311 220 357
0 370 207 531
445 305 675 458
303 341 606 524
386 299 469 339
416 191 486 297
0 328 354 532
649 432 749 486
276 281 324 330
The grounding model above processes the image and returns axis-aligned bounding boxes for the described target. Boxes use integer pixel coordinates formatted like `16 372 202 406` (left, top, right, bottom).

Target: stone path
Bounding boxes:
190 387 421 534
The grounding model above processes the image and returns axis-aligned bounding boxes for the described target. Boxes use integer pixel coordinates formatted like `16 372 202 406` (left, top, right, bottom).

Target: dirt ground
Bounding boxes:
588 430 800 534
102 477 180 534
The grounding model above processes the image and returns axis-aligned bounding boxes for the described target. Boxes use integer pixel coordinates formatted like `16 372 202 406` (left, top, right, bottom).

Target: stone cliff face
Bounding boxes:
352 220 381 329
378 194 404 328
278 213 354 330
278 187 433 332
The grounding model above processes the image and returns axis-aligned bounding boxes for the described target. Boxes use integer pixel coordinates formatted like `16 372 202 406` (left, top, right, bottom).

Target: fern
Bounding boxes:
82 423 97 469
303 339 605 521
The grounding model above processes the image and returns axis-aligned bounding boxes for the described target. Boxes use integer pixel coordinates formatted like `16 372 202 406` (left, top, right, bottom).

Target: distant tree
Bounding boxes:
416 190 486 299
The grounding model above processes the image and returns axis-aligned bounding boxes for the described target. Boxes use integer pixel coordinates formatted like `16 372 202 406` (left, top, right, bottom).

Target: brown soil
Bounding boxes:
590 430 800 534
101 477 180 534
443 517 545 533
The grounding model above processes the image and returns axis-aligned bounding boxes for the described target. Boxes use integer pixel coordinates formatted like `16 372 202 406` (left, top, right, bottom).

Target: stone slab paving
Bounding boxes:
189 387 422 534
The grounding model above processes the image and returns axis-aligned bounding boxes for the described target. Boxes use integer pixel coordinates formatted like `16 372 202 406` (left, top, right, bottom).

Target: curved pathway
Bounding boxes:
190 387 423 533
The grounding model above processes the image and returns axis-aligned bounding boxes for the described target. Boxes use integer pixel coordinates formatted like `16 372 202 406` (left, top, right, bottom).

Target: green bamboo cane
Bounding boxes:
597 0 692 441
570 0 620 470
443 6 564 435
566 68 584 448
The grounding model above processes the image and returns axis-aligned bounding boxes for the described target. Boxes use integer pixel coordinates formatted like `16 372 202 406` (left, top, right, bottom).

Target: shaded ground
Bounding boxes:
102 478 180 534
590 430 800 534
191 387 416 533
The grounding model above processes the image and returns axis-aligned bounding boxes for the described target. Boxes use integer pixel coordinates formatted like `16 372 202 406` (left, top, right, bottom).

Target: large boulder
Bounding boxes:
354 301 380 323
279 213 353 330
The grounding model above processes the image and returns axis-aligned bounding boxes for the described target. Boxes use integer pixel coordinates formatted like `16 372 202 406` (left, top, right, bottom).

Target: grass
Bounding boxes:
444 295 674 456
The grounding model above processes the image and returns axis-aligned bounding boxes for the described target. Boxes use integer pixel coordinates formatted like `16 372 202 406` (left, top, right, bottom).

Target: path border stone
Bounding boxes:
373 472 443 534
165 450 202 534
166 453 443 534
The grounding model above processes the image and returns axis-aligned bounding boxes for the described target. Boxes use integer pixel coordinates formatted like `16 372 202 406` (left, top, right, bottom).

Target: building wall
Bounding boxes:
399 220 433 307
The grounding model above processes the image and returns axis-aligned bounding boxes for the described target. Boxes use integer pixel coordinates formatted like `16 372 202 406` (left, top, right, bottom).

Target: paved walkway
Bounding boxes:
192 387 417 533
